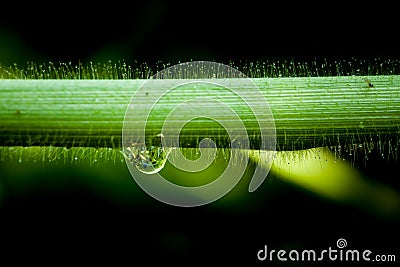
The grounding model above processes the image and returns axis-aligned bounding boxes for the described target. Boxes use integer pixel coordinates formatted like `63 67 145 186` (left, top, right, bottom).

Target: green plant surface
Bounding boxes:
1 60 399 220
1 75 399 151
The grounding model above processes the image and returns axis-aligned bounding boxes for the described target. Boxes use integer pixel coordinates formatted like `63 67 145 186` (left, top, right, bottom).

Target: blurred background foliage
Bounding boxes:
1 0 400 265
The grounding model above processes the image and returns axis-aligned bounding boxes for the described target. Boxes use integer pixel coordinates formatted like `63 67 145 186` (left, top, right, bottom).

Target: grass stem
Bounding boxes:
1 76 399 150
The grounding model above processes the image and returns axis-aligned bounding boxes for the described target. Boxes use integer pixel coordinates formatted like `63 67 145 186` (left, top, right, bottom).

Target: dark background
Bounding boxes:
1 1 400 266
1 1 399 66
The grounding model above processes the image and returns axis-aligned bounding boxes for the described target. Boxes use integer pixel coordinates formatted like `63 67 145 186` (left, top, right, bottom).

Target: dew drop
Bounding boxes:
123 143 171 174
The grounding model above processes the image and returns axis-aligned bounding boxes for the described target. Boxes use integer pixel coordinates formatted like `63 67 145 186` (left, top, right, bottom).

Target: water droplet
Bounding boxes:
122 143 172 174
